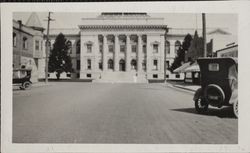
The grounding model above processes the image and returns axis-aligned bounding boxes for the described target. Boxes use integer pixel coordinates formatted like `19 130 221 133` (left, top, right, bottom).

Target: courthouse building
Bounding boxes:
45 13 187 82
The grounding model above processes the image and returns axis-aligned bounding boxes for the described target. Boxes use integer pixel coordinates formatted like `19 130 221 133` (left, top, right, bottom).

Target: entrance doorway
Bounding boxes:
119 59 125 71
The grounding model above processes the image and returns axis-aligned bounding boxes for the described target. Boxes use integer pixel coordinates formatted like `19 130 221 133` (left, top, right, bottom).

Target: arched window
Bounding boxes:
131 59 137 70
153 59 158 70
142 60 146 71
99 59 103 70
87 59 91 70
108 59 114 70
175 40 181 54
23 37 28 49
165 41 170 54
119 59 125 71
67 41 72 54
76 40 80 54
13 32 17 47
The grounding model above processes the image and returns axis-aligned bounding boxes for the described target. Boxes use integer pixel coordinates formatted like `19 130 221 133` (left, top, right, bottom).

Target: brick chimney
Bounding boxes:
17 20 22 29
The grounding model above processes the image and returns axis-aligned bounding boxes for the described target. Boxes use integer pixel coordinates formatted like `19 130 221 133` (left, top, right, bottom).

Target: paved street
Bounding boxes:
13 82 237 144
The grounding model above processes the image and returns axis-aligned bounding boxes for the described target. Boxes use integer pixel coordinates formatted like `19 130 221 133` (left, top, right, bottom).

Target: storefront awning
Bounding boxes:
173 62 191 73
184 63 200 72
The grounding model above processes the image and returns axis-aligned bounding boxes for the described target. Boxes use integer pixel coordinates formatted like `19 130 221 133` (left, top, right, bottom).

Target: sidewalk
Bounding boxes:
167 81 200 92
13 81 53 90
32 82 54 88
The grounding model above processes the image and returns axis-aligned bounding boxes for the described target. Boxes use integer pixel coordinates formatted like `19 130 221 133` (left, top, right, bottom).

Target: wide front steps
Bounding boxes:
93 71 148 83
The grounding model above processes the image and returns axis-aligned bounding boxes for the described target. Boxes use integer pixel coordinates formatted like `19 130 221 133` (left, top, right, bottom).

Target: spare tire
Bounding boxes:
205 84 225 107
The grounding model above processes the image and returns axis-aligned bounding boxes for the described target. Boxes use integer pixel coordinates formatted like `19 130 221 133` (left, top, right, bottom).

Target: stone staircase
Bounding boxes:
93 71 147 83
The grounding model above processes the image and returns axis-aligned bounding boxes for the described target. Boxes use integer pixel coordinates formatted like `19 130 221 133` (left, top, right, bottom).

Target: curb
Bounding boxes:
173 85 197 92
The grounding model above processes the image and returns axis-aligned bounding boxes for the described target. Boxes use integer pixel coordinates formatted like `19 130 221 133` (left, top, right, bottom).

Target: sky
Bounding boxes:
13 12 238 36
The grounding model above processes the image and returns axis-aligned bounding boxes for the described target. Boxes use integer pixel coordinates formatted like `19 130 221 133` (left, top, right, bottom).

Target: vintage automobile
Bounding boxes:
193 57 238 118
13 68 32 90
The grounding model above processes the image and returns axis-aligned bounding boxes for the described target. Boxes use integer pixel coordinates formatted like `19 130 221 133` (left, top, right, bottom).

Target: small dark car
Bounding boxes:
193 57 238 118
13 69 32 90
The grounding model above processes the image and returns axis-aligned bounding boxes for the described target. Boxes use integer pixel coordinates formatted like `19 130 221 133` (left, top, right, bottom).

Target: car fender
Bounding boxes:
229 89 238 105
193 88 203 101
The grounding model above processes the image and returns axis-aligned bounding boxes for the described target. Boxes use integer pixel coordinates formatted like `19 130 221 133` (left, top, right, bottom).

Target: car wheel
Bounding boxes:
195 96 208 113
233 101 238 118
22 81 31 90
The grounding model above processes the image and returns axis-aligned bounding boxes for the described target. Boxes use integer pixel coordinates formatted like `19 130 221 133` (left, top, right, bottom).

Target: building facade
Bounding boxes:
79 13 168 83
216 44 238 58
13 13 44 82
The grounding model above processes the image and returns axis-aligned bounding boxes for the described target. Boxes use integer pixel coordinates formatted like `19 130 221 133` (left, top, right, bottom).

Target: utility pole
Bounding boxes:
45 12 54 83
202 13 207 57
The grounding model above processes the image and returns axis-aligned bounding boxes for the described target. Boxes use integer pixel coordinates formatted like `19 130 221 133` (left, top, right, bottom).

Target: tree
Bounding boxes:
169 34 193 72
48 33 73 80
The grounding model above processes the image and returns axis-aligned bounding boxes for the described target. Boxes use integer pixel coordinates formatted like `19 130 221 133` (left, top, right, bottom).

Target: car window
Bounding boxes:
208 63 219 71
13 71 20 79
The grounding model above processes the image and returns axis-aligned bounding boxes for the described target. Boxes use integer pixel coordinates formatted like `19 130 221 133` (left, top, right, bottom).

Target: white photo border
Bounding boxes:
1 1 250 153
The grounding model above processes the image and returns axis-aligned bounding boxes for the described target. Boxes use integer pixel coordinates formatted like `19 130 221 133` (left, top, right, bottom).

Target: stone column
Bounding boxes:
146 34 150 73
103 34 108 71
160 35 165 72
137 34 142 72
126 34 131 71
169 40 176 58
114 34 119 71
94 35 99 71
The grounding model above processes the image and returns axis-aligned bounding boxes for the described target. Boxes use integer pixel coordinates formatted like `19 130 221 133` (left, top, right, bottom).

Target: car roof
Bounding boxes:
197 57 238 64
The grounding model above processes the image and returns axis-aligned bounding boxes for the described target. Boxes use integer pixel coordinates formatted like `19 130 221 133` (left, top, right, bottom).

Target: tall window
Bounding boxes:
131 45 137 53
108 59 114 70
143 45 146 53
23 37 28 49
67 41 72 54
165 41 170 54
76 60 80 70
41 41 43 51
87 59 91 70
35 40 40 50
13 33 17 47
131 59 137 70
76 40 80 54
87 44 92 53
175 40 181 54
153 44 158 53
120 45 125 53
99 44 103 53
166 61 170 69
142 60 146 71
153 59 158 70
119 59 125 71
108 45 114 53
99 60 103 70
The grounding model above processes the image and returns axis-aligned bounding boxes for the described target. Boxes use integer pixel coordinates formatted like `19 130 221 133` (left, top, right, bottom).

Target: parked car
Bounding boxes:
13 69 32 90
193 57 238 118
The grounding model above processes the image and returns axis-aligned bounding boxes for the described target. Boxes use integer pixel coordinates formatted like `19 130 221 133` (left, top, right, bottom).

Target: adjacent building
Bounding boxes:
216 44 238 58
13 13 44 82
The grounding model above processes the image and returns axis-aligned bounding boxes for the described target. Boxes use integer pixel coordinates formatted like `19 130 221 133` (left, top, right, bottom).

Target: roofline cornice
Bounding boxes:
78 25 168 30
